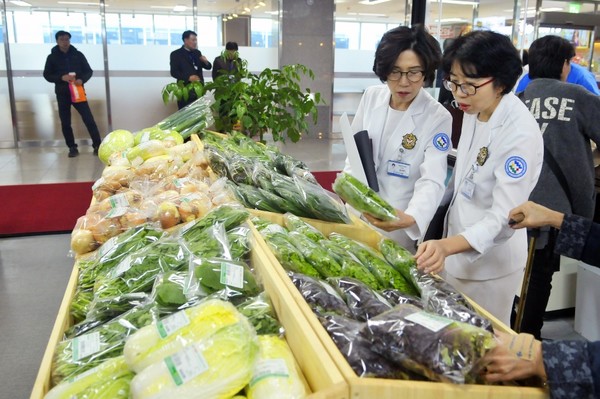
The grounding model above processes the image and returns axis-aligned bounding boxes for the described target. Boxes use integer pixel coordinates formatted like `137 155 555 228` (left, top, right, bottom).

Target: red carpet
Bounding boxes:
0 172 339 236
0 182 93 236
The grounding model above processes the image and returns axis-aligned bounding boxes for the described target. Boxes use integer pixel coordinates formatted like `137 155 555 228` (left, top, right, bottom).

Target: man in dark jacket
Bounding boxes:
43 30 102 158
212 41 241 81
170 30 212 109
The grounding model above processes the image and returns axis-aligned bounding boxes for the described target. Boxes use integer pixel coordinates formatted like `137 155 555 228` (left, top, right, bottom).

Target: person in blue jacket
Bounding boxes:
482 200 600 399
515 61 600 95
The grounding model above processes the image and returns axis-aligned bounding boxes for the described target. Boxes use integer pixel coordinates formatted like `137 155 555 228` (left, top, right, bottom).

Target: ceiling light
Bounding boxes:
173 5 187 12
232 13 238 17
258 1 266 6
10 0 32 5
58 1 104 5
244 6 251 12
348 12 387 16
150 6 173 9
430 0 479 5
358 0 391 5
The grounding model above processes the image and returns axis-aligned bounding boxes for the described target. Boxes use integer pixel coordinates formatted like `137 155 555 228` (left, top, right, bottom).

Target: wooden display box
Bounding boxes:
248 218 550 399
30 243 349 399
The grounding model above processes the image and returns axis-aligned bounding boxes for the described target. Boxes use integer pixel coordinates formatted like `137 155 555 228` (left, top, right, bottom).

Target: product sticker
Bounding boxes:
68 364 98 383
98 235 118 259
460 178 475 200
156 310 190 339
387 160 410 178
250 358 290 387
110 255 133 279
173 178 190 188
164 344 209 386
141 131 151 143
433 133 451 151
105 206 128 218
108 193 130 208
91 177 104 191
505 156 527 179
220 262 245 289
72 331 101 361
181 193 202 203
405 311 452 333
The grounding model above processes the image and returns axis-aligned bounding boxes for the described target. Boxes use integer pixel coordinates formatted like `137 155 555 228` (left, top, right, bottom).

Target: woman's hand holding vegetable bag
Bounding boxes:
363 209 415 232
415 235 472 274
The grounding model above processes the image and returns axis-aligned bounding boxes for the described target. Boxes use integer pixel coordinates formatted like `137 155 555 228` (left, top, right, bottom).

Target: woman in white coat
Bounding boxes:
344 25 453 252
415 31 544 326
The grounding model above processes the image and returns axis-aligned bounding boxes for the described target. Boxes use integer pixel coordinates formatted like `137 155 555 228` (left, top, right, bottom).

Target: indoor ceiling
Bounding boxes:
1 0 593 24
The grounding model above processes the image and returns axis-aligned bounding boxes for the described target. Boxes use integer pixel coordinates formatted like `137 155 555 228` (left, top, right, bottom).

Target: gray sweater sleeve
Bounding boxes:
555 213 593 261
542 340 595 399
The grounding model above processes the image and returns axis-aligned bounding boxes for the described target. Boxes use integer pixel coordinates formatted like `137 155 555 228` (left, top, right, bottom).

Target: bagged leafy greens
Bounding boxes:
378 238 420 294
362 304 495 384
380 289 423 308
289 273 352 318
236 293 283 336
327 277 392 321
282 213 325 243
318 239 380 291
190 257 261 302
332 172 397 221
260 231 320 278
288 231 342 278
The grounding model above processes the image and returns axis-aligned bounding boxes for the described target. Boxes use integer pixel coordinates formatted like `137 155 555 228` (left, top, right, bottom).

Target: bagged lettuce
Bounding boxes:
129 318 258 399
332 172 397 221
79 372 133 399
246 335 305 399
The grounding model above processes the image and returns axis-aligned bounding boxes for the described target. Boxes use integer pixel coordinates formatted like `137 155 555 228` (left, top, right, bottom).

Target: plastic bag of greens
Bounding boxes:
70 289 94 324
45 356 130 399
380 288 423 308
236 293 283 336
362 304 496 384
378 238 420 294
260 231 321 278
151 271 196 311
320 314 407 379
246 335 305 399
232 183 284 214
228 154 255 186
177 204 249 241
288 231 342 278
184 223 232 259
318 239 380 291
289 273 352 318
252 162 276 192
227 225 251 261
84 292 149 326
189 257 261 304
282 213 325 242
332 172 397 221
327 277 391 321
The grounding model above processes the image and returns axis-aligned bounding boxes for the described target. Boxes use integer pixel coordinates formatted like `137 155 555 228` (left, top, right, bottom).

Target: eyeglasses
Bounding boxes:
443 78 495 96
387 70 424 83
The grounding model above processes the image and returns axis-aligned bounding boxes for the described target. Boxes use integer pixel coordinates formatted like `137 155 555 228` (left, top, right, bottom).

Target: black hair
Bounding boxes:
528 35 575 80
55 30 71 41
442 30 522 95
373 24 442 85
521 49 529 67
182 30 197 41
225 41 239 50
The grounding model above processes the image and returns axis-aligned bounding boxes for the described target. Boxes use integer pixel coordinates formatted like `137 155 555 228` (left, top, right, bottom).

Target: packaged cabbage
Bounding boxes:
129 319 258 399
98 130 134 165
123 299 243 373
79 372 134 399
247 335 305 399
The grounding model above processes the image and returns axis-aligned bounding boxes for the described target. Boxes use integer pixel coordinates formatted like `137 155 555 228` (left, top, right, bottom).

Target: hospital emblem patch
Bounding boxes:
402 133 417 149
433 133 450 151
505 156 527 178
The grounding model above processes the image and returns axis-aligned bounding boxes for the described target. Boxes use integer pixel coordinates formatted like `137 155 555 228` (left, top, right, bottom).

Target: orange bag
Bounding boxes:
69 82 87 103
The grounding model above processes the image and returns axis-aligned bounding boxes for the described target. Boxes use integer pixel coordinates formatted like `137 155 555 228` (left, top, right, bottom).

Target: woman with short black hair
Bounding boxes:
415 30 544 326
344 25 453 252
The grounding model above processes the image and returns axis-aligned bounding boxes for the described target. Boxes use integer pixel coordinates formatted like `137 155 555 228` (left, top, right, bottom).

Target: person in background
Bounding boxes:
169 30 212 109
515 35 600 339
212 41 241 81
344 25 453 252
436 38 456 106
414 31 544 326
43 30 102 158
515 58 599 95
481 200 600 399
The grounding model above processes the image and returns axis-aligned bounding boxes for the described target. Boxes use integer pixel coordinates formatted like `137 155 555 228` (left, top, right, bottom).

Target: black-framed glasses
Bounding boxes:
387 69 424 83
443 78 495 95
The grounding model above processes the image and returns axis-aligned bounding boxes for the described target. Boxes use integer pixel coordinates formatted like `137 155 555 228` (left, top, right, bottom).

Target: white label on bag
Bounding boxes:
108 193 129 208
91 177 104 191
164 344 209 386
105 206 128 218
110 255 133 278
220 262 245 289
173 178 190 188
141 131 151 143
156 310 190 339
72 331 101 361
405 311 452 333
98 235 118 258
250 358 290 386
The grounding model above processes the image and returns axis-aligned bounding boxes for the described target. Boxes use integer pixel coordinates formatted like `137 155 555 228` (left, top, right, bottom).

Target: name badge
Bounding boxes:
387 160 410 178
461 177 475 199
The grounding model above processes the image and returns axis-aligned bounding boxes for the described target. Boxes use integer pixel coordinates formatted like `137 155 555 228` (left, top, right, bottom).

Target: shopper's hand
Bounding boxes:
62 74 75 82
414 239 447 274
508 201 564 230
483 331 546 383
200 55 209 64
74 79 83 86
363 209 415 231
189 75 200 82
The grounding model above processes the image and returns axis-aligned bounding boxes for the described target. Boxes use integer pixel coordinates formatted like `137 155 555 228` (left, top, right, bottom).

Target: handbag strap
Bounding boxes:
543 142 573 206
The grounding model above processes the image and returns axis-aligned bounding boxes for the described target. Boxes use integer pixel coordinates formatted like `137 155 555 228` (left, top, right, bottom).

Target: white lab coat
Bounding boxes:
344 85 453 251
445 93 543 282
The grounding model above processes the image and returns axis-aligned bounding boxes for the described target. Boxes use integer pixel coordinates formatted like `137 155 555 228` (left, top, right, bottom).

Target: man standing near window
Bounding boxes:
170 30 212 109
43 30 102 158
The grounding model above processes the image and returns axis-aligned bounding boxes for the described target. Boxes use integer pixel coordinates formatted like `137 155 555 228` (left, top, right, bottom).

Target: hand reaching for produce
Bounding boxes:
415 235 471 274
482 331 546 383
508 201 564 230
363 209 415 232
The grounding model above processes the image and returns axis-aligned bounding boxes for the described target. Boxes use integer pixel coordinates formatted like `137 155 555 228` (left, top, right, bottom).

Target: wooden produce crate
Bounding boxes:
31 243 349 399
248 220 549 399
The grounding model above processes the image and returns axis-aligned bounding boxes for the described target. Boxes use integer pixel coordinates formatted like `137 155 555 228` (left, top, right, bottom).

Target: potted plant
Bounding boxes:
162 59 323 143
